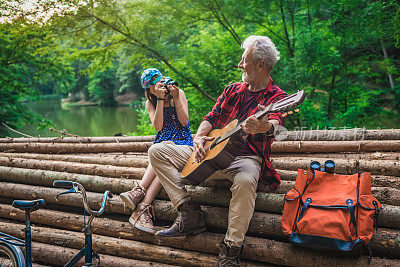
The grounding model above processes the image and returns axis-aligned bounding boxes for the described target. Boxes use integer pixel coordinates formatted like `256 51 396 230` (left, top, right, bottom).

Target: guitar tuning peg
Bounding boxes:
294 108 300 113
282 112 287 117
288 110 293 115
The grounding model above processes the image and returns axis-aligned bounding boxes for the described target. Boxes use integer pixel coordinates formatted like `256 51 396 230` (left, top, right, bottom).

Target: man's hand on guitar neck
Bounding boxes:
240 104 279 135
193 121 215 163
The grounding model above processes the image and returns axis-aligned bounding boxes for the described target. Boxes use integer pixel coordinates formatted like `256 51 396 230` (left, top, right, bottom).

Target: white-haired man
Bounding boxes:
149 35 288 266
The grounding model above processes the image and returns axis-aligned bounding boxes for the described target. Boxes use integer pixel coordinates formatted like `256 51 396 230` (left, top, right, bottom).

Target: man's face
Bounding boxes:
238 47 256 84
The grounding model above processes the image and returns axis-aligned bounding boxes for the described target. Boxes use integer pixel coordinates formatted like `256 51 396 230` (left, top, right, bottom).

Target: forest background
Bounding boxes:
1 0 399 137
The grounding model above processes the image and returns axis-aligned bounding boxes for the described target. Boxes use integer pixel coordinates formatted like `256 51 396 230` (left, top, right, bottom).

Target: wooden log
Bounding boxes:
271 140 400 153
0 142 152 154
31 241 172 266
0 220 218 266
0 155 395 190
280 129 400 141
0 156 147 179
0 135 156 143
271 157 400 176
272 152 400 161
2 129 400 143
0 183 399 243
1 140 400 154
0 153 149 168
0 165 399 209
273 170 400 190
1 208 399 266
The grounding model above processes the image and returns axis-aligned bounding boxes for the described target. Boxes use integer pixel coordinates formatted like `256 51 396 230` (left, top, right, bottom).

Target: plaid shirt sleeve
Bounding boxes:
202 84 234 127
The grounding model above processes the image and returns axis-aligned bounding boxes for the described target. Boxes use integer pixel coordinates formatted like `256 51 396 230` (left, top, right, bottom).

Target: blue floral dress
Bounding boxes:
153 106 193 146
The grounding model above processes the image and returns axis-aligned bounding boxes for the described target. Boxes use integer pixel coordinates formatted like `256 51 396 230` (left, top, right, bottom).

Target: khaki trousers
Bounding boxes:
148 142 262 247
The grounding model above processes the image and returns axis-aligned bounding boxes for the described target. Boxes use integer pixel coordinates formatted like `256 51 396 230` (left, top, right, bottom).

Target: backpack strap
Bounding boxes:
346 199 357 228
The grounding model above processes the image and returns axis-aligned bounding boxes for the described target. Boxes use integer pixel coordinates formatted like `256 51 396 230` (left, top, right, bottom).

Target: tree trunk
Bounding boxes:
0 153 149 168
31 242 171 267
2 140 400 154
270 157 400 176
0 182 398 234
0 203 399 263
0 142 152 154
0 166 399 207
0 156 147 179
0 135 156 143
0 220 218 267
280 129 400 141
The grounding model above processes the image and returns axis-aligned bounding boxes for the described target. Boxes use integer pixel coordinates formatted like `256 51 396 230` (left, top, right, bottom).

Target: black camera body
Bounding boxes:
162 77 178 95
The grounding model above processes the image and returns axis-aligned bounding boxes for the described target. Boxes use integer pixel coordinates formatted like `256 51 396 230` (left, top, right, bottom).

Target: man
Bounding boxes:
148 35 288 266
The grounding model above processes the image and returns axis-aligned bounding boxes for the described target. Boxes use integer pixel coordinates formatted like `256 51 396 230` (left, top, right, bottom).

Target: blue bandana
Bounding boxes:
141 68 163 89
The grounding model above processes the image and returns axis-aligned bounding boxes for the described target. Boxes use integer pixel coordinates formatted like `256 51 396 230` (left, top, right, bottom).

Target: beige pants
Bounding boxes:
148 142 262 247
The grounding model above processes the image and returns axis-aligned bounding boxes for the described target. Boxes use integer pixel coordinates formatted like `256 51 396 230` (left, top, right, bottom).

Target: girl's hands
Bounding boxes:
167 84 180 99
153 82 168 99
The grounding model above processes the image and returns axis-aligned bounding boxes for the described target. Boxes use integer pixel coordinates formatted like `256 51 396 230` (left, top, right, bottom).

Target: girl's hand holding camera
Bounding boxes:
167 84 180 99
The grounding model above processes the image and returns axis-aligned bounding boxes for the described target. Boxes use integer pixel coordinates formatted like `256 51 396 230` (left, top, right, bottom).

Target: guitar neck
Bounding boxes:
211 103 273 147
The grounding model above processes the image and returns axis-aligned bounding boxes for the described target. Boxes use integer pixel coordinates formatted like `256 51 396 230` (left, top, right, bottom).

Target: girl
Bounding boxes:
120 68 193 234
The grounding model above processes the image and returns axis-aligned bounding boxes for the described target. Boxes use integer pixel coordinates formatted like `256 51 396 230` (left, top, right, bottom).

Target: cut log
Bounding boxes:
0 220 218 266
0 142 152 154
31 241 172 267
1 140 400 154
0 211 398 266
272 152 400 161
2 129 400 143
0 153 149 168
271 140 400 153
0 183 399 243
0 156 147 179
0 166 399 208
0 135 156 143
271 157 400 176
280 129 400 141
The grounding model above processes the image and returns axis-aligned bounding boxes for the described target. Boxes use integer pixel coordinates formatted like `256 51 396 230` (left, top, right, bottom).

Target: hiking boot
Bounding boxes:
216 240 243 267
155 202 206 237
129 203 155 234
120 182 146 210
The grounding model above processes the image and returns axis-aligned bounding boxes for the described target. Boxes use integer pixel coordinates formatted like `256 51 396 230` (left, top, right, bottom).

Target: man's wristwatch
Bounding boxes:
264 123 275 136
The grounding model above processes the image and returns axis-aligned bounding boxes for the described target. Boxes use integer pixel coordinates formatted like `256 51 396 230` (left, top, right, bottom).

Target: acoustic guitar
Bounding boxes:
181 90 306 185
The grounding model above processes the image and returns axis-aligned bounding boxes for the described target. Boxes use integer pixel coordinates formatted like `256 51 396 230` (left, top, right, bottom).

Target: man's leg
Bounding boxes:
148 142 206 236
212 155 262 266
148 142 192 208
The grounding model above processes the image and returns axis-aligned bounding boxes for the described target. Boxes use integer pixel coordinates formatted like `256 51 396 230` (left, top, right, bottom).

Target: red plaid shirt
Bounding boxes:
203 78 288 189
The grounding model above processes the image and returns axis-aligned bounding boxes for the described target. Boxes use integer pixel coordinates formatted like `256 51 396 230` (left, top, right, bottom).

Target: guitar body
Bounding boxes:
181 119 242 185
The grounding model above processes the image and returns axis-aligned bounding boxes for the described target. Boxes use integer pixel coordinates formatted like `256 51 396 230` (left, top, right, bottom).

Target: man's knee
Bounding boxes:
148 143 165 161
232 172 258 192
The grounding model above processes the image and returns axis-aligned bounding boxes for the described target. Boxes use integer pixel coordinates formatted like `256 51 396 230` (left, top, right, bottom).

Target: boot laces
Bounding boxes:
137 204 155 224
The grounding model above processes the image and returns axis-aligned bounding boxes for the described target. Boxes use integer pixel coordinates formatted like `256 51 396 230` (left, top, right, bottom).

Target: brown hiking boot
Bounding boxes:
216 240 243 267
120 182 146 210
129 203 155 234
155 202 206 237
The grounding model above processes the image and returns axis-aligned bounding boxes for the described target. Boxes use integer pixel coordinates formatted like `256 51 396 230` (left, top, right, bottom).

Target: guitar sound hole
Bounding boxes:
210 137 221 150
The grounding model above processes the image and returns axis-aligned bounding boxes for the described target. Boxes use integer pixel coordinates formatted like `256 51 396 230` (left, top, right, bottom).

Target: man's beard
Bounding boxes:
242 71 255 84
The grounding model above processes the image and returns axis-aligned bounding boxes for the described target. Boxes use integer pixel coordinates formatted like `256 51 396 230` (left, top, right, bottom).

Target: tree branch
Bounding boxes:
91 15 216 102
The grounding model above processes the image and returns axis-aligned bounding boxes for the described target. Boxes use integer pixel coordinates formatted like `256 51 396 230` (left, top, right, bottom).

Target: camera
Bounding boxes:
161 77 178 95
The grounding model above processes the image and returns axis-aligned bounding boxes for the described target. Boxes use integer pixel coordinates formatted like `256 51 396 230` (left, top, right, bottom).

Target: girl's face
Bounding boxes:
148 80 164 95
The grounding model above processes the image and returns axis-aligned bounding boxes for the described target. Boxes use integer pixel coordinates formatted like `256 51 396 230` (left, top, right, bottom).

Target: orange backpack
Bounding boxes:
282 169 382 253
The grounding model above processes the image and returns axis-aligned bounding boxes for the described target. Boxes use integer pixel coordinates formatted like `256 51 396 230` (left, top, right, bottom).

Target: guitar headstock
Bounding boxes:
269 90 306 114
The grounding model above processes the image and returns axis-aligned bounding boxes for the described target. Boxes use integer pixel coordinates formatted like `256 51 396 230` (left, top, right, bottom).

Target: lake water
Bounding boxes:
5 100 139 138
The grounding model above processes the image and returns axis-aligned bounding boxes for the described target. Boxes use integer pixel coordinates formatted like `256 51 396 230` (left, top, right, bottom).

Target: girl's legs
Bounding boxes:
139 163 156 189
141 175 163 205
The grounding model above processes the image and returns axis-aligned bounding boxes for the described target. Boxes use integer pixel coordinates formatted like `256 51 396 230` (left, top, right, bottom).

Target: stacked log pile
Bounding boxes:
0 129 399 266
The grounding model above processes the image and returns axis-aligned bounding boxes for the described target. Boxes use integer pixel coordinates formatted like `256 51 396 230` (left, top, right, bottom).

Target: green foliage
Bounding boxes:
2 0 400 137
131 99 157 136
